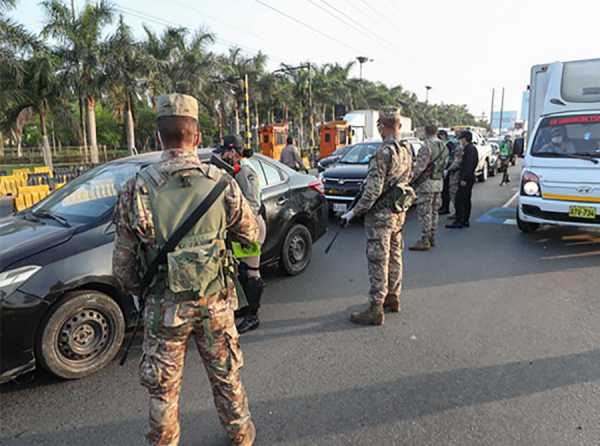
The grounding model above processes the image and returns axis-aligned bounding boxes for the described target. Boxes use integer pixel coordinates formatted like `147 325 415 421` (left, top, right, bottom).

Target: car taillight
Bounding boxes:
309 180 324 195
521 170 541 197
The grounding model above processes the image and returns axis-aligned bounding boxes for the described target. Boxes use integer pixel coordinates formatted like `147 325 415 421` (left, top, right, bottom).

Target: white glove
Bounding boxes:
341 209 354 225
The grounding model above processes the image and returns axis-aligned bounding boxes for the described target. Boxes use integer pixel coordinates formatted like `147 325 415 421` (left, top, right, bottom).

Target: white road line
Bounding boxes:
502 192 519 208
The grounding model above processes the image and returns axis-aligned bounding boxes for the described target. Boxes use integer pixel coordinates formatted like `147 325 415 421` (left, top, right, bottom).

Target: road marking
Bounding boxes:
502 192 519 208
503 218 517 226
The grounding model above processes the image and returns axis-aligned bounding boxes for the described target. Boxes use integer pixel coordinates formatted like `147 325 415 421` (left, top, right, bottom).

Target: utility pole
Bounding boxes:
356 56 373 81
243 74 251 151
425 85 432 104
489 88 495 128
498 87 505 135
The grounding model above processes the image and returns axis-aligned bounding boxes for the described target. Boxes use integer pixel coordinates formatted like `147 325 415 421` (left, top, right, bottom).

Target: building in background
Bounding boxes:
520 90 530 123
491 111 518 133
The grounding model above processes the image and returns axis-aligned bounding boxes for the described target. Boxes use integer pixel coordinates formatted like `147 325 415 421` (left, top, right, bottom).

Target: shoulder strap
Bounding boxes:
139 175 229 291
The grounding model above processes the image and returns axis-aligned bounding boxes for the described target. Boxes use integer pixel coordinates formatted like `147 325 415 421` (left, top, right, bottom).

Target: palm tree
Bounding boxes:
105 15 151 155
143 26 214 97
41 0 113 164
4 48 60 168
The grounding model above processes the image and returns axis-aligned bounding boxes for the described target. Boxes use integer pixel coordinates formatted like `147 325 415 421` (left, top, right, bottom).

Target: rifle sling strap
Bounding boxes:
139 175 229 291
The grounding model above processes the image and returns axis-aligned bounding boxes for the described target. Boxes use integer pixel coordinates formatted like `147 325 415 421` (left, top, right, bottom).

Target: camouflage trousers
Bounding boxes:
416 192 442 239
140 288 251 445
365 210 406 305
449 174 460 210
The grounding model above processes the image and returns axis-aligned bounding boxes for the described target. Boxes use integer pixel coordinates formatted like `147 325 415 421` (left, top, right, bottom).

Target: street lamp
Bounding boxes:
425 85 432 104
356 56 374 81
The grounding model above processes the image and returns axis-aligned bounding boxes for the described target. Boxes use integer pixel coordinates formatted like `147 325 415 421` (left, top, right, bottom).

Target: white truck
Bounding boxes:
517 58 600 233
343 110 413 143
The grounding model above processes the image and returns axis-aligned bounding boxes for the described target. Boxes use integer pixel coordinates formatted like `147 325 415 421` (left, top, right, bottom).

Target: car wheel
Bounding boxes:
516 209 539 234
477 161 489 182
37 290 125 380
280 223 313 276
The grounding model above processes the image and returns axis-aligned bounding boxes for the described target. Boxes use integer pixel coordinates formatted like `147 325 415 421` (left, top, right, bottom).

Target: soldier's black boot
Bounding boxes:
236 277 264 334
350 303 384 326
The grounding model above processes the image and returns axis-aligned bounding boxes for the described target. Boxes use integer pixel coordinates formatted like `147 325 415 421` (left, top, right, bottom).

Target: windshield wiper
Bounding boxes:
32 210 71 227
536 152 599 164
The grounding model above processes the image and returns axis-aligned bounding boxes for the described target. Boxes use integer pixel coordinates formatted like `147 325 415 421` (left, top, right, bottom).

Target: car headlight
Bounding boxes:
521 171 541 197
0 265 42 299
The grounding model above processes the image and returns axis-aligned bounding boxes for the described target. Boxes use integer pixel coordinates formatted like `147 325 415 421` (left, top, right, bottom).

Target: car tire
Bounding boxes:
280 223 313 276
477 161 489 182
516 209 539 234
36 290 125 380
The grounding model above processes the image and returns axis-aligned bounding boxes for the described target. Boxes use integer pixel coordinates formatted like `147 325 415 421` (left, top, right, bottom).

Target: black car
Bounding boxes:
320 142 381 214
0 150 327 383
317 145 353 172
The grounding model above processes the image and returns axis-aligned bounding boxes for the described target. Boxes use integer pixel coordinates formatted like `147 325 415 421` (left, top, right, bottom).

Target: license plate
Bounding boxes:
333 203 348 214
569 206 597 219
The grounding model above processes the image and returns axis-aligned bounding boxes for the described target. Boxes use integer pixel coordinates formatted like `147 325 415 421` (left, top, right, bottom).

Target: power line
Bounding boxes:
352 0 399 30
316 0 400 52
255 0 365 55
305 0 378 44
113 4 287 64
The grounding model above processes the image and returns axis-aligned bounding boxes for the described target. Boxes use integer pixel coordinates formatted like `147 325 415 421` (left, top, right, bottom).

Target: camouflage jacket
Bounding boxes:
447 142 464 185
112 149 259 303
412 136 448 193
352 136 413 217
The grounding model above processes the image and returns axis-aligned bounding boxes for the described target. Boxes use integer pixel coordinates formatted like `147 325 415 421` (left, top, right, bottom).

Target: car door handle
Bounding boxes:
277 196 288 205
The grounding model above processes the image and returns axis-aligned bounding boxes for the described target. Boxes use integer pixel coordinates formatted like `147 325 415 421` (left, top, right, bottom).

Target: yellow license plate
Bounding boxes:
569 206 597 219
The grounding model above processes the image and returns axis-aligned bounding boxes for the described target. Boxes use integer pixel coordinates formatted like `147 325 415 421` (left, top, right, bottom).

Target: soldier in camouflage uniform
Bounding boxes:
447 131 465 216
340 106 413 325
409 125 448 251
113 94 258 446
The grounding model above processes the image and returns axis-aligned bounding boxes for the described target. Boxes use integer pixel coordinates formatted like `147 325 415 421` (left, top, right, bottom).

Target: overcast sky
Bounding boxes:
10 0 599 119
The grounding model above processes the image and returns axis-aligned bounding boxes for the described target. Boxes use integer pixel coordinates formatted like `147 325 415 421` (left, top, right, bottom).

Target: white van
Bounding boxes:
517 58 600 233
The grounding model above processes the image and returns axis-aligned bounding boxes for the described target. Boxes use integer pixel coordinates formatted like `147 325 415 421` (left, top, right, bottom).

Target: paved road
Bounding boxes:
2 168 600 446
0 197 13 218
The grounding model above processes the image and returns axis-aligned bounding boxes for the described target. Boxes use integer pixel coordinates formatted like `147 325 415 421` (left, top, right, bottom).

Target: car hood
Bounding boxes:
0 216 74 272
322 164 369 179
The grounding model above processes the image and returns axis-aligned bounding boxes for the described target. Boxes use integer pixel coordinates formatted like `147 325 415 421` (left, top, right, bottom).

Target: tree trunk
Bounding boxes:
17 134 23 158
254 102 259 151
0 132 4 160
125 94 136 155
79 96 88 163
39 104 54 171
86 95 99 164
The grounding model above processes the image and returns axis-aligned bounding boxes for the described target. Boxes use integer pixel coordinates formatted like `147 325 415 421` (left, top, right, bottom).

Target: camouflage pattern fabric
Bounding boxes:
352 136 413 305
447 143 465 206
412 136 447 193
365 210 406 305
416 192 442 240
140 284 249 446
113 148 259 445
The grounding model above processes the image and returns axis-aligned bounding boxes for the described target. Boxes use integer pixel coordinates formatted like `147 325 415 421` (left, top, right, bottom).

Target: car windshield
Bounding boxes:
31 162 139 223
339 143 380 164
531 115 600 157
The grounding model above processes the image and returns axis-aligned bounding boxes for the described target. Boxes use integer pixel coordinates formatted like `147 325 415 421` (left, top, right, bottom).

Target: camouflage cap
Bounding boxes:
378 106 403 124
156 93 198 120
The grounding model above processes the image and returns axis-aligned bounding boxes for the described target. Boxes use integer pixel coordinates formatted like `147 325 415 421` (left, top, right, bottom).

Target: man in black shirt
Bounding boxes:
446 131 478 229
437 129 456 215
